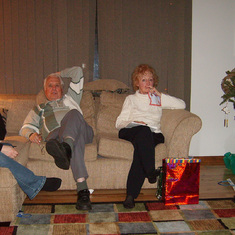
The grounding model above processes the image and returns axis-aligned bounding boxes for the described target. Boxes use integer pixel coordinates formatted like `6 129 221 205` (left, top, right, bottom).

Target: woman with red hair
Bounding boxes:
116 64 186 208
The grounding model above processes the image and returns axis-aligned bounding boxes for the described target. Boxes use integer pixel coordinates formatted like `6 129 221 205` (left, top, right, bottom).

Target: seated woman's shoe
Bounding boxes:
148 168 161 184
123 195 135 209
41 178 62 191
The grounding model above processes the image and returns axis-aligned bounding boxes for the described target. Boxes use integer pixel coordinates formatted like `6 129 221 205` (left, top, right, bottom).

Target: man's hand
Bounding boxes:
1 145 18 159
29 133 42 144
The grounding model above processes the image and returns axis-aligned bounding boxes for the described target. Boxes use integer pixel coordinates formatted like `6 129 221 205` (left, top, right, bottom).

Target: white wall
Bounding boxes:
190 0 235 156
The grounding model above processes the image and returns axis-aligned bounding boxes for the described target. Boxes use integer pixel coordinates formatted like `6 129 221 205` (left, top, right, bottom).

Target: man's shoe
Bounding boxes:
41 178 62 191
123 195 135 209
148 168 161 184
76 189 92 210
46 139 71 170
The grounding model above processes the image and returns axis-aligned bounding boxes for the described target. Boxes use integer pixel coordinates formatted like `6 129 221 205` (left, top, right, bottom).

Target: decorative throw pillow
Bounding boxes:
84 79 130 96
100 91 130 108
0 108 8 126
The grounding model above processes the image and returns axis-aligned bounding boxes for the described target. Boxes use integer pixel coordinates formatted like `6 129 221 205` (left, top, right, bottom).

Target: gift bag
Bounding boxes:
156 167 163 200
162 158 201 205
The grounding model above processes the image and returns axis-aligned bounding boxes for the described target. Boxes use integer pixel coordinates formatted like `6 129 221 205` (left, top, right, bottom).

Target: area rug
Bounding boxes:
1 199 235 234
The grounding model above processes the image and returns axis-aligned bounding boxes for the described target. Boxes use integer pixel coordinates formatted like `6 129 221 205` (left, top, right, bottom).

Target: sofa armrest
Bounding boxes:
161 109 202 158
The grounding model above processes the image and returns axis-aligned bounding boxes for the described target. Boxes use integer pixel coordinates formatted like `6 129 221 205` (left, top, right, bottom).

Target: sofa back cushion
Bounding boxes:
0 95 36 134
96 91 129 136
80 91 96 135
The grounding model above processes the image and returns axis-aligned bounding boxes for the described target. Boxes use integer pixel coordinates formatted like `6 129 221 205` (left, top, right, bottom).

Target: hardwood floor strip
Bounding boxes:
194 156 224 165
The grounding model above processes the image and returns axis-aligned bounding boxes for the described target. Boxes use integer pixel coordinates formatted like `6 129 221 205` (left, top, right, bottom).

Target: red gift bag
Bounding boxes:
162 158 201 205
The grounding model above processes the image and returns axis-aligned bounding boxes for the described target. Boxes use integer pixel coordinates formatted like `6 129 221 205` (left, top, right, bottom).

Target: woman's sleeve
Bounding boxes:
161 93 186 109
115 96 133 130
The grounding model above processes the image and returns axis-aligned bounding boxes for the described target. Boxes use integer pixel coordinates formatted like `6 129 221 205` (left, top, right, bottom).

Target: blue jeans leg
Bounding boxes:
0 150 46 200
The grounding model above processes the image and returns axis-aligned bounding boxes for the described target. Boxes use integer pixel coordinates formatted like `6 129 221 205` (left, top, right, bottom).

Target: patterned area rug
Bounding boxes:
1 199 235 234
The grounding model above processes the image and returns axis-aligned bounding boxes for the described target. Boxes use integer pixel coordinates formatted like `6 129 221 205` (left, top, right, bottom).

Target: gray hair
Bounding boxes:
43 73 64 90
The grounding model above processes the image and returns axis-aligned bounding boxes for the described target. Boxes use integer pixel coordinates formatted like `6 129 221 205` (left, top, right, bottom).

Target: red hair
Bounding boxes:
131 64 159 91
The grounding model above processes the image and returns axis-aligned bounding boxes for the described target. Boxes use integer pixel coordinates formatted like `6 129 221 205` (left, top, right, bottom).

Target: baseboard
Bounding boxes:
194 156 224 165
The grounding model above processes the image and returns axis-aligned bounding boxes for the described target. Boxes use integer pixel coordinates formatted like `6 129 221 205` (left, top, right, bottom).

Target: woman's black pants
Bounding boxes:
119 125 164 199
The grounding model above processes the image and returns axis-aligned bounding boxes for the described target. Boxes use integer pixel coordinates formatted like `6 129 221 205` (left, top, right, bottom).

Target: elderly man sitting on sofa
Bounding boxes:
20 66 94 210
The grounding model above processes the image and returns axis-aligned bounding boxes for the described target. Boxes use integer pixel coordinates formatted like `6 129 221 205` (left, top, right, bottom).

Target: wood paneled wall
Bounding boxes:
0 0 96 94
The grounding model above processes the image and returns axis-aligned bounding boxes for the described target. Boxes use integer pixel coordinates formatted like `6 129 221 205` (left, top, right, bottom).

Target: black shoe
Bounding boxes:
41 177 62 191
123 195 135 209
46 139 71 170
148 168 161 184
76 189 92 210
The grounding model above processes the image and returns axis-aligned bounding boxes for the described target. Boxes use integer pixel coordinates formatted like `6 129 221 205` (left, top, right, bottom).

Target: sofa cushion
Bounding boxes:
7 99 36 134
86 158 161 190
98 134 167 164
98 135 132 160
80 91 95 119
4 136 31 166
96 91 130 136
27 160 77 190
80 91 96 136
96 105 120 136
0 95 36 134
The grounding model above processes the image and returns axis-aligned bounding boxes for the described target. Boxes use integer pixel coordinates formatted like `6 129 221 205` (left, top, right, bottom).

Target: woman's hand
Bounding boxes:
1 145 18 159
29 133 42 145
148 86 161 97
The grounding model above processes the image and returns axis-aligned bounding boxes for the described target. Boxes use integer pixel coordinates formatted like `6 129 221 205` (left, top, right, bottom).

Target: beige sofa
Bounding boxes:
0 81 202 222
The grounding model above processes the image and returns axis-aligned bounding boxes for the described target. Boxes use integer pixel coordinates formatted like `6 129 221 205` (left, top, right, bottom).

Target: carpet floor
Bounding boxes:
1 199 235 234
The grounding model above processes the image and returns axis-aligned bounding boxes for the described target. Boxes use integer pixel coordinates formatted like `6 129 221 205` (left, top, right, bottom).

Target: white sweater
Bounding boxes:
115 90 186 133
